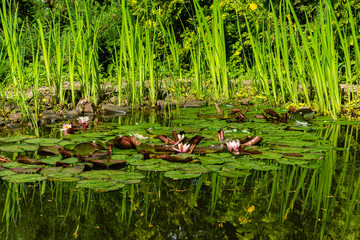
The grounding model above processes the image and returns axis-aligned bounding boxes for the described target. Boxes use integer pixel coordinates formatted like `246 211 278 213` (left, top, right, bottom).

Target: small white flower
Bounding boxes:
226 140 241 152
77 116 90 125
173 143 191 153
177 134 184 140
130 132 149 140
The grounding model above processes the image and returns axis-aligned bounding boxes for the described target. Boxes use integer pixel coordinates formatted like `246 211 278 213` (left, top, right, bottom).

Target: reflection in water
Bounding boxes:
1 111 360 239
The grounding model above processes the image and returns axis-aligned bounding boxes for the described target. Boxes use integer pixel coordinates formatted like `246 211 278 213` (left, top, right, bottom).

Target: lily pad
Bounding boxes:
24 138 62 146
164 170 201 179
41 155 63 165
0 136 28 143
15 144 39 151
0 145 25 153
48 174 79 182
2 174 47 183
77 179 126 192
0 170 16 177
137 164 177 172
73 142 98 156
197 156 224 165
218 170 251 178
2 162 45 169
60 157 79 164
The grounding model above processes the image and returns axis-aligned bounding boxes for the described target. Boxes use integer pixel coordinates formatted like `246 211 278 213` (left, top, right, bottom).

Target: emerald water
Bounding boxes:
0 106 359 239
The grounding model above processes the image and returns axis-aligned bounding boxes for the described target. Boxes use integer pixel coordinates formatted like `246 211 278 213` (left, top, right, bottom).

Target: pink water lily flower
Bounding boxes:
60 123 72 134
226 140 241 152
173 143 191 153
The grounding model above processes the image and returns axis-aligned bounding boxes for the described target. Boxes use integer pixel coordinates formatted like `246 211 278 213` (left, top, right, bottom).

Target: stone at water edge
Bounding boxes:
101 104 131 115
8 112 22 123
64 109 81 118
41 110 63 122
238 97 251 105
183 100 207 108
4 102 16 113
75 99 89 113
156 100 177 110
84 102 96 114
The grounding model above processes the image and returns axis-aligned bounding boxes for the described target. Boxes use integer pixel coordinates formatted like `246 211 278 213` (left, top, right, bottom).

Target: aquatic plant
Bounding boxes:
173 143 191 153
225 140 241 152
130 133 149 140
60 123 72 135
77 117 90 125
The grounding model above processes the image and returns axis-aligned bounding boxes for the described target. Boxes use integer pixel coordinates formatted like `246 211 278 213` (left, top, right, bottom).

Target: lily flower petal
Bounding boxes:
173 143 191 153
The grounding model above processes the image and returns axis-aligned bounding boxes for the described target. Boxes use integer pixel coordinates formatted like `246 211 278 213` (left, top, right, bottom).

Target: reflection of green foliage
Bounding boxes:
1 110 360 238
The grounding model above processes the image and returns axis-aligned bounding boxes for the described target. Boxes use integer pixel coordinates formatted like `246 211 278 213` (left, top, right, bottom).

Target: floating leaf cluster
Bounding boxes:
0 105 328 191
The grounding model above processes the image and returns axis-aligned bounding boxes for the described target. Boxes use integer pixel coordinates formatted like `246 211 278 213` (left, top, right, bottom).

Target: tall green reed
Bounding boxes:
51 15 67 106
120 0 142 107
194 0 230 100
0 0 39 131
243 0 353 119
66 0 102 106
0 0 25 116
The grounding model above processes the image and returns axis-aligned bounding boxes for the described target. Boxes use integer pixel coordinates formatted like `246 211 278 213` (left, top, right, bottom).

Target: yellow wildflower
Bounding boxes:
247 205 255 213
249 3 257 10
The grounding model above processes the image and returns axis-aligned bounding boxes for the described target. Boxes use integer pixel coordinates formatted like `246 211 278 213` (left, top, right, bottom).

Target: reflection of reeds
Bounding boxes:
2 183 25 231
2 125 360 238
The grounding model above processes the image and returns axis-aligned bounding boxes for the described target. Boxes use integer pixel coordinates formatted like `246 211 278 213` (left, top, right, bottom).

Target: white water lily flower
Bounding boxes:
177 134 185 140
226 140 241 152
173 143 191 153
77 116 90 124
60 123 72 133
130 132 149 140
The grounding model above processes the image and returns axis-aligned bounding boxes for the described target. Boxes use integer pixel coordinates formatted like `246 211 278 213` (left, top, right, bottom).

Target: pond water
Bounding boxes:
0 106 359 239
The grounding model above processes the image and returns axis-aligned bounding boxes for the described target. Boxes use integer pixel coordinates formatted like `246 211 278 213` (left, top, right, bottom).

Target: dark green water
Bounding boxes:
0 106 359 239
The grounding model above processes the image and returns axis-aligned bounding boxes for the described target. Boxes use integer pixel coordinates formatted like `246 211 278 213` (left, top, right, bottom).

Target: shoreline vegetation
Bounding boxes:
0 0 359 126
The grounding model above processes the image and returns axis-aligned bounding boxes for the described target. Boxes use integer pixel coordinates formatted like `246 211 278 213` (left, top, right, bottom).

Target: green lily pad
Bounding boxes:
79 170 144 182
40 167 63 175
73 142 98 156
0 145 25 153
0 170 16 177
15 144 39 151
2 174 47 183
109 172 145 182
41 155 63 165
111 155 129 161
177 165 210 174
137 164 177 171
197 156 224 165
60 157 79 164
225 159 280 171
204 164 223 171
164 170 201 179
48 174 79 182
2 162 45 169
77 179 126 192
24 138 62 146
56 140 73 147
218 170 251 178
0 136 28 143
276 158 311 166
267 139 315 147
